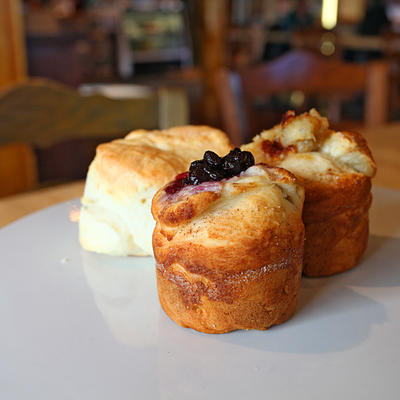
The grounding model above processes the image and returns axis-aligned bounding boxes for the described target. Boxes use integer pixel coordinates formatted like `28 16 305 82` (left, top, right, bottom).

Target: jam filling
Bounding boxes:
165 148 255 195
164 172 188 195
261 140 295 160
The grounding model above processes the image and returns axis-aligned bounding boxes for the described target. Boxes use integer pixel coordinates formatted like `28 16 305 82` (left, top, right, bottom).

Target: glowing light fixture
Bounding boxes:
321 0 338 30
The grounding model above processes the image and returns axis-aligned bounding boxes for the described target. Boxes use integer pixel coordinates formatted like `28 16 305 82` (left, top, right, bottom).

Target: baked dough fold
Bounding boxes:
242 109 376 276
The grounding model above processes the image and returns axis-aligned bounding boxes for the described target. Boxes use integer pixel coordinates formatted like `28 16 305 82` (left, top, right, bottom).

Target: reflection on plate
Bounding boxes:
1 186 400 400
81 251 159 348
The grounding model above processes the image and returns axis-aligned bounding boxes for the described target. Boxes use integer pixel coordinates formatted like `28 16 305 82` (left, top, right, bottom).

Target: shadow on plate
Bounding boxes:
158 234 398 355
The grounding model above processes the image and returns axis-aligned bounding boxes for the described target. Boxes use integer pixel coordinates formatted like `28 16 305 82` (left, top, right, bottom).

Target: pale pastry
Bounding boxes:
79 126 232 256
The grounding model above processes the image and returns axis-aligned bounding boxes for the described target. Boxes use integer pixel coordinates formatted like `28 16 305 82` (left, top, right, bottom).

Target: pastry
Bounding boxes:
79 126 232 256
242 109 376 277
152 149 305 333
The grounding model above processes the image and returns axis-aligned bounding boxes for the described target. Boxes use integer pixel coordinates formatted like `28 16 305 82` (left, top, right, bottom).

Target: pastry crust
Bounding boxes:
152 165 305 333
79 126 232 256
242 109 376 277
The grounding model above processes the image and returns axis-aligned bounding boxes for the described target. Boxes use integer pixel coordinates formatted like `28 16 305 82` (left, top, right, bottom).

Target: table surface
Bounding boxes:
0 122 399 228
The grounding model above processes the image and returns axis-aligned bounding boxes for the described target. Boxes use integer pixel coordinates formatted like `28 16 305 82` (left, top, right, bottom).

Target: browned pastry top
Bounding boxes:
152 164 305 276
93 125 233 197
242 109 377 186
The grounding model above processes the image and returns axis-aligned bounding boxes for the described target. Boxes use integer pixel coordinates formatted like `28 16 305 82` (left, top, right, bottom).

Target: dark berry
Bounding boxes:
189 160 205 172
178 148 255 189
239 151 255 170
222 157 242 175
222 148 241 169
189 165 211 184
202 164 225 181
204 151 222 167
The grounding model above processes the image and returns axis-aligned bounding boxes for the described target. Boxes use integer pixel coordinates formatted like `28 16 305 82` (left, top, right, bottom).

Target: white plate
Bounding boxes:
1 186 400 400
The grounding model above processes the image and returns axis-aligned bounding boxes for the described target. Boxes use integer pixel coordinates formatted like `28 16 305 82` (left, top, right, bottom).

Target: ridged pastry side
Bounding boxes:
152 165 305 333
242 109 376 277
80 125 232 256
303 192 371 276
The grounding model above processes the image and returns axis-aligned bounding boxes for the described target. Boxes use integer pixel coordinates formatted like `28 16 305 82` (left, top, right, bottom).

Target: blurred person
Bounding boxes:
277 0 314 32
358 0 390 35
345 0 390 62
386 0 400 32
263 0 314 60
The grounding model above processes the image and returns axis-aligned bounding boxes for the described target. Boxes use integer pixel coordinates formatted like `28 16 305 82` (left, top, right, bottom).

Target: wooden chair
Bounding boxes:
216 49 389 145
0 79 188 197
0 0 26 88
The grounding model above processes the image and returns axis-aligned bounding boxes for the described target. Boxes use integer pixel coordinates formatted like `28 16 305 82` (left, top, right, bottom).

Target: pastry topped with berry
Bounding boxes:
152 150 305 333
79 126 232 256
242 109 376 276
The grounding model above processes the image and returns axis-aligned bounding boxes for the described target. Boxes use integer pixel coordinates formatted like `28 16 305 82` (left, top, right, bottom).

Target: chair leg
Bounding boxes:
0 142 37 198
365 62 389 127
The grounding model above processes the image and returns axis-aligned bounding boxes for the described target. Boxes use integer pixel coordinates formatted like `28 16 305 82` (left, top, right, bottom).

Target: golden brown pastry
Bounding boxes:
152 153 305 334
242 109 376 277
79 126 232 256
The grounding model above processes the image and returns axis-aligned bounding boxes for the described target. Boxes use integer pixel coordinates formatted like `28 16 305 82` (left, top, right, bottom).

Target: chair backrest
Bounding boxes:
0 79 189 194
217 49 389 144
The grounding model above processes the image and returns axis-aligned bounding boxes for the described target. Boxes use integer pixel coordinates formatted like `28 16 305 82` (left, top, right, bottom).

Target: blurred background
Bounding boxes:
1 0 399 198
